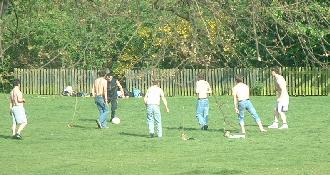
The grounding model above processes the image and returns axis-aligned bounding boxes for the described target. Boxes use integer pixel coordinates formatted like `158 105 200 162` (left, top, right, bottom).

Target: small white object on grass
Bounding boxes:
224 131 245 139
112 117 120 124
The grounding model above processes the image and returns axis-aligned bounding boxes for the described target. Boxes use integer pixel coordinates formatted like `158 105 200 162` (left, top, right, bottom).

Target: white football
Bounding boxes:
112 117 120 124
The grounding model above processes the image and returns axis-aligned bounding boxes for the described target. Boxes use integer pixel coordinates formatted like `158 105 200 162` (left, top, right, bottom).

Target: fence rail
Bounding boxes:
14 67 329 96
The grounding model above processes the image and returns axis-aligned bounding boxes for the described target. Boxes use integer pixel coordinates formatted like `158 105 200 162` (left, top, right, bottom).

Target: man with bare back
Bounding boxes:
232 75 267 134
94 70 109 129
268 67 289 129
10 79 28 139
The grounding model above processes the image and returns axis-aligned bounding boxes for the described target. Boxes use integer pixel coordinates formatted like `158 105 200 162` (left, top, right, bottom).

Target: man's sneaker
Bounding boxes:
268 122 279 129
201 125 208 130
15 134 22 140
279 124 288 129
204 125 208 130
260 128 267 132
96 120 101 128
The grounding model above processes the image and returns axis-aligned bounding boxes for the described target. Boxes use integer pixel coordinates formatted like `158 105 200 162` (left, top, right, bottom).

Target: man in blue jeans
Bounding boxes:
93 70 109 129
144 80 169 138
232 75 267 134
195 73 212 130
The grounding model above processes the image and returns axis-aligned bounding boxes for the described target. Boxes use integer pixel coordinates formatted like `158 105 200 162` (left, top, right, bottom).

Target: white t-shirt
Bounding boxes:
196 80 211 98
145 85 164 105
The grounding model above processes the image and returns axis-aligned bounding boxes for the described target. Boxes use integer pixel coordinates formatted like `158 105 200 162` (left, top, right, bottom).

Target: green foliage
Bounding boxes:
251 81 264 96
0 0 329 81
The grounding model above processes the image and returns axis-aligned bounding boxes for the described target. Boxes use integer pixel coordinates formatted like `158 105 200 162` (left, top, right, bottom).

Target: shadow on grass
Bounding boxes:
119 132 148 138
176 169 244 175
68 124 98 130
0 135 13 139
165 126 225 133
79 118 97 122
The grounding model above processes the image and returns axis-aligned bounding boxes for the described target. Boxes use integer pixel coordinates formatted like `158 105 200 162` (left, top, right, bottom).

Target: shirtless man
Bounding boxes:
268 67 289 129
94 70 109 129
232 75 266 134
195 73 212 130
9 79 28 139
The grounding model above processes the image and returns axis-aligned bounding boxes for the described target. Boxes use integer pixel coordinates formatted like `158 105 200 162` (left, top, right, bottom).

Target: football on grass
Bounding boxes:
112 117 120 124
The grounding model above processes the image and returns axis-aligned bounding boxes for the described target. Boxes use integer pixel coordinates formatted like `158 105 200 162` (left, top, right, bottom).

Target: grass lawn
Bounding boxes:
0 94 329 175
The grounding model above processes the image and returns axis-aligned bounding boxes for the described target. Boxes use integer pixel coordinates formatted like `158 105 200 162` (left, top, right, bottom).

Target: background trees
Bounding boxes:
0 0 329 83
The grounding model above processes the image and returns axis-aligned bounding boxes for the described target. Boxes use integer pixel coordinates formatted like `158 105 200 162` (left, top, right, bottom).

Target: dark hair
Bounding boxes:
235 75 243 83
97 70 107 77
271 67 281 75
152 79 160 85
13 79 21 86
106 72 112 77
197 73 205 80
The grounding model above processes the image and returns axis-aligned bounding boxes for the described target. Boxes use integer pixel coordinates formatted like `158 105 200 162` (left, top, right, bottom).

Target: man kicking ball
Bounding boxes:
232 75 267 134
268 67 289 129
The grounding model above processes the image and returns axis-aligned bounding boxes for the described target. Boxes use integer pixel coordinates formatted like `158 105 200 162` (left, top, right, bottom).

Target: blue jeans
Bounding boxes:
196 99 209 127
95 96 109 128
146 104 162 137
238 99 261 125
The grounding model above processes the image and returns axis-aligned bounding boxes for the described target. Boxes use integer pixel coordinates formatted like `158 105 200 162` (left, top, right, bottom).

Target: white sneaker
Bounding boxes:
279 124 288 129
268 122 279 129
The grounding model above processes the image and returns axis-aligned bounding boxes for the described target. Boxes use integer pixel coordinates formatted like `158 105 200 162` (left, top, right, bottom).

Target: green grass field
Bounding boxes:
0 94 329 175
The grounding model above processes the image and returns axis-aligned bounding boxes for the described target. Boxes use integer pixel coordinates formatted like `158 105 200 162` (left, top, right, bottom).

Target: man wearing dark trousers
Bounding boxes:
106 73 124 121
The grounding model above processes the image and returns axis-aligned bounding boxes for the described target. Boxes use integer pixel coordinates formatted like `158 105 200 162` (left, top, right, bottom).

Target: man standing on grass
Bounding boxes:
232 75 267 134
268 67 289 129
94 70 109 129
106 73 124 122
144 79 169 138
195 73 212 130
9 79 28 139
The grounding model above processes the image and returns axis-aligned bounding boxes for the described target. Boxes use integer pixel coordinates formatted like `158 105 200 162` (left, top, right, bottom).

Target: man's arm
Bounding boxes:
161 96 169 113
207 82 212 94
278 79 287 97
232 88 239 114
16 91 25 103
144 89 149 107
93 79 97 96
116 80 125 97
103 79 108 103
195 82 199 94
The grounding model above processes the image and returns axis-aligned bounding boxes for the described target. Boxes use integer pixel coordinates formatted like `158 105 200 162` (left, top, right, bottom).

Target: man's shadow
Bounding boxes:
119 132 149 138
165 126 225 133
0 135 13 139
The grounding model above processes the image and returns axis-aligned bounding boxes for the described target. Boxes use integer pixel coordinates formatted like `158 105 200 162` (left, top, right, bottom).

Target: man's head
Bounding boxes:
152 79 160 86
97 70 107 77
235 75 243 83
13 79 21 87
271 67 281 76
105 73 113 80
197 73 205 80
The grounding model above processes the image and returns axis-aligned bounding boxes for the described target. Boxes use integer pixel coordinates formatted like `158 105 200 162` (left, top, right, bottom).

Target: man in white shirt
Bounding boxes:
268 67 290 129
144 80 169 138
232 75 267 134
195 74 212 130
